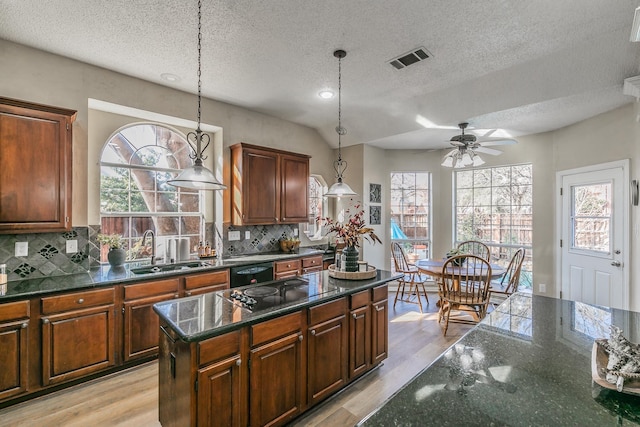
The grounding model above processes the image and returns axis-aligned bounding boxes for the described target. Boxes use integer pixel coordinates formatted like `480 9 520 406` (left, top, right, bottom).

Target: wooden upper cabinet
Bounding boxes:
0 97 76 233
231 143 309 225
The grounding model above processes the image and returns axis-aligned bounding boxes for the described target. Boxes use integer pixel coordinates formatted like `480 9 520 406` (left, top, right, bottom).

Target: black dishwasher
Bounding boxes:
229 262 274 288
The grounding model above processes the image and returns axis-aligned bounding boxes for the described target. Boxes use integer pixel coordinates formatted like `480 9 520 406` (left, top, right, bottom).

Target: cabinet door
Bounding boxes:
274 259 301 280
371 299 388 365
0 319 29 400
41 305 116 385
349 305 371 379
0 98 76 233
301 255 323 274
197 354 244 427
184 270 229 297
280 154 309 223
307 314 348 406
250 332 304 427
241 148 279 224
123 293 177 362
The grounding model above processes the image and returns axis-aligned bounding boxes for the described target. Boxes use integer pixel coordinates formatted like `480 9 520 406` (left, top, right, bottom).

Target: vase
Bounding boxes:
343 245 359 272
107 248 126 267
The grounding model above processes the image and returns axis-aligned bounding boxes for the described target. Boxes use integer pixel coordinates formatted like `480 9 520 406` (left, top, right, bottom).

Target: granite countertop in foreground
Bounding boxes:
154 269 401 342
0 247 328 302
359 293 640 426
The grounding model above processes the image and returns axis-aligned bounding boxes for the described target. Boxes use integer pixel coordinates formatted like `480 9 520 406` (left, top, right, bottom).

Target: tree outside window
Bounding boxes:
99 124 204 263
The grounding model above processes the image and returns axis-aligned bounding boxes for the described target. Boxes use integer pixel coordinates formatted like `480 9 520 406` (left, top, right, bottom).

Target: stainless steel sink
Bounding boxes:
130 261 212 275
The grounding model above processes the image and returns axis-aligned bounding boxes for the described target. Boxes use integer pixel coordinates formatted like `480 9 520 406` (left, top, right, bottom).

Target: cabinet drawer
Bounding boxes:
41 288 115 315
372 284 388 303
184 269 229 291
302 256 322 268
123 278 179 301
251 312 302 347
309 297 347 325
274 259 301 273
350 290 370 309
0 300 30 322
199 330 242 367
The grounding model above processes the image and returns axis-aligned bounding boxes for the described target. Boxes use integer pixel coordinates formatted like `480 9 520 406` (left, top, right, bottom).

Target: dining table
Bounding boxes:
415 258 506 281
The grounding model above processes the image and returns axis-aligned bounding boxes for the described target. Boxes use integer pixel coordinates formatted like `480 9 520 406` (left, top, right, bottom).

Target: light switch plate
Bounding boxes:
66 240 78 254
228 231 241 241
15 242 28 257
245 231 250 240
539 283 546 293
293 228 299 237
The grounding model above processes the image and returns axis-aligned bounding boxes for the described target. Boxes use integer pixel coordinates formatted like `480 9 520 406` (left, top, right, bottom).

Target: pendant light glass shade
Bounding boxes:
168 0 226 191
325 49 357 198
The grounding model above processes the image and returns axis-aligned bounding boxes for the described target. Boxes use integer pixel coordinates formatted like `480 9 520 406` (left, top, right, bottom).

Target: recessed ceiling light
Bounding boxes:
161 73 181 82
318 89 335 99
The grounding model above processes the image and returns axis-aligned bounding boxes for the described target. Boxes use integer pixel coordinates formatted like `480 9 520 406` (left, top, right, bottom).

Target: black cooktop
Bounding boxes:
222 278 337 312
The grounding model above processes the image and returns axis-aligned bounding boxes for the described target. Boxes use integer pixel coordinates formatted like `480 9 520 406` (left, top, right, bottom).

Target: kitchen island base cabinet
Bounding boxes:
250 312 305 427
349 290 372 379
0 300 30 401
307 298 348 406
371 284 389 365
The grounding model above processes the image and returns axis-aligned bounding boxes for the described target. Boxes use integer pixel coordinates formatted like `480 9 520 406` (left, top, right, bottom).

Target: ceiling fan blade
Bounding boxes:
474 146 502 156
478 138 517 147
450 141 465 147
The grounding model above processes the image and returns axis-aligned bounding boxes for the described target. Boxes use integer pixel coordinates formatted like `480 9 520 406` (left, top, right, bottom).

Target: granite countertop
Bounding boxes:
0 247 327 302
153 269 400 342
359 292 640 426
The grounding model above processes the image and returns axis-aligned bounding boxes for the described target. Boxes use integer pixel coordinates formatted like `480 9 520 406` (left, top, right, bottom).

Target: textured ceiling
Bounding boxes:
1 0 640 150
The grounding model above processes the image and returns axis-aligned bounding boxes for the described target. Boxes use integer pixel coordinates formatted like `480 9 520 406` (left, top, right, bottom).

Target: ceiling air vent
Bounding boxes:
388 47 432 70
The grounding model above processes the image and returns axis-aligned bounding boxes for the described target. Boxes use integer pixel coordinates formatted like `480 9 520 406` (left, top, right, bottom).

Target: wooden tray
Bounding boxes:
591 341 640 396
328 264 376 280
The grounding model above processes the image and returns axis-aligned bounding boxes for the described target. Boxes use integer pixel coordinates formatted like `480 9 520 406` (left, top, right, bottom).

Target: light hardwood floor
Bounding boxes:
0 292 471 427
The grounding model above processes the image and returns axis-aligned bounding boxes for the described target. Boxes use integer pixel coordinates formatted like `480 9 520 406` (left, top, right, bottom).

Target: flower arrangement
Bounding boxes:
96 233 124 250
320 203 381 248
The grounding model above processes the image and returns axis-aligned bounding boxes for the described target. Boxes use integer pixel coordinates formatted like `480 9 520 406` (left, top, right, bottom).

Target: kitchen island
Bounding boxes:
359 292 640 426
153 269 400 427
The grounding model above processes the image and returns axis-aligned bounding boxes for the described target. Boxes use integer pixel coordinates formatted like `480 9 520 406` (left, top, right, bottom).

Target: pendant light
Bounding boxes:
325 49 357 198
168 0 226 191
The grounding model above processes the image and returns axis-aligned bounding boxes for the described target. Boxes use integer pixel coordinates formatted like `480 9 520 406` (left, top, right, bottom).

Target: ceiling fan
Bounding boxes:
441 122 517 168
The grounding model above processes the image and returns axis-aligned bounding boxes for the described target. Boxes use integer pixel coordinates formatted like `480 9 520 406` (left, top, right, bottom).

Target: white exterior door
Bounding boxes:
558 160 629 310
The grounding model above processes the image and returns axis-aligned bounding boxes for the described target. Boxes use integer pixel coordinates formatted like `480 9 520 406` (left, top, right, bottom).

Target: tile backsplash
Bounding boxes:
0 227 92 281
0 224 298 281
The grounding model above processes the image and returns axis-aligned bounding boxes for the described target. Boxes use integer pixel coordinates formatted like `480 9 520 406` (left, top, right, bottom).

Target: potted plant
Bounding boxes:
97 233 126 267
320 202 381 272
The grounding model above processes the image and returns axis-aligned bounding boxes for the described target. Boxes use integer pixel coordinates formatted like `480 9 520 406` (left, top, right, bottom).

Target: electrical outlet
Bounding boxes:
245 231 251 240
15 242 28 257
293 228 299 237
66 240 78 254
228 231 241 241
539 283 546 293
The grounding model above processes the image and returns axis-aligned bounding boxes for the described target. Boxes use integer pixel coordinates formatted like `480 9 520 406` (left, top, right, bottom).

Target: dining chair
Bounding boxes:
391 242 429 312
489 248 525 308
456 240 491 262
438 254 492 336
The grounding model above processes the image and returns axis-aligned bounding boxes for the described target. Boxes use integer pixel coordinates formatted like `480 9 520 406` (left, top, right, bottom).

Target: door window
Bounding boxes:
571 182 611 254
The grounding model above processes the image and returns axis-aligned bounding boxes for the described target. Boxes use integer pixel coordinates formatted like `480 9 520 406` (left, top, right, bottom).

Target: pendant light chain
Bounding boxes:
337 52 343 162
196 0 202 131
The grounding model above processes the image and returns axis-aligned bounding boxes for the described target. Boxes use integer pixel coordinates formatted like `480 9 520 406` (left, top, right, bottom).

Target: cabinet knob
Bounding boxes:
174 294 180 298
298 334 304 341
236 359 242 366
352 313 357 319
77 298 84 304
43 318 50 324
21 322 28 329
376 305 384 312
311 329 316 336
185 291 192 297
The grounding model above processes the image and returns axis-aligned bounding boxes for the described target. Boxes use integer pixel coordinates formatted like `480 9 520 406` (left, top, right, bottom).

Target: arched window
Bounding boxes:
99 123 204 262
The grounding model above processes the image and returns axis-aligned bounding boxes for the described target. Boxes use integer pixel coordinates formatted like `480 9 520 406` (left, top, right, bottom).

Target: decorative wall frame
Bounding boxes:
369 205 381 225
369 183 381 203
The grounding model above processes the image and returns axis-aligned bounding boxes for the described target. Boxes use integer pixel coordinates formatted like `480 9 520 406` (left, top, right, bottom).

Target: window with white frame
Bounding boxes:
305 175 327 240
390 172 431 266
454 163 533 287
99 123 204 263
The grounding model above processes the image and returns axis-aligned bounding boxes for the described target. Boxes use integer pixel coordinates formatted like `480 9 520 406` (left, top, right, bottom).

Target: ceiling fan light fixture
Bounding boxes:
472 153 485 166
325 49 357 198
167 0 226 192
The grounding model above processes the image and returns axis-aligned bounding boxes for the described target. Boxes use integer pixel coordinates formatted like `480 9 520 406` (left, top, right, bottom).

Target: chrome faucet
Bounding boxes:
141 230 157 265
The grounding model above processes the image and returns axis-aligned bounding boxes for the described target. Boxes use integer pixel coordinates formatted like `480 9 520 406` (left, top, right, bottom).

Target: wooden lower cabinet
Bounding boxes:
371 284 389 365
250 312 305 427
273 259 301 280
123 278 179 362
40 288 116 386
0 300 30 401
184 270 229 297
349 290 371 379
307 297 348 406
301 255 323 274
